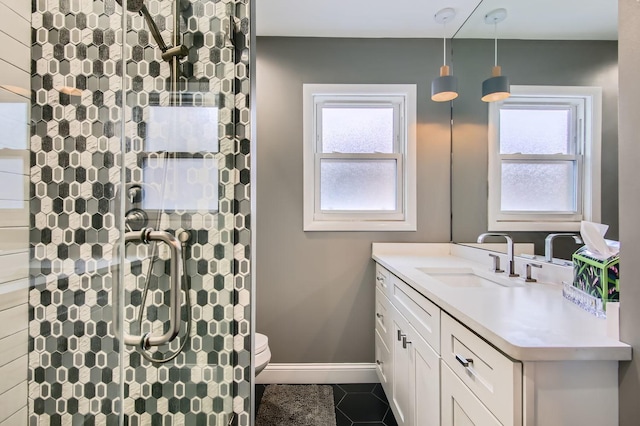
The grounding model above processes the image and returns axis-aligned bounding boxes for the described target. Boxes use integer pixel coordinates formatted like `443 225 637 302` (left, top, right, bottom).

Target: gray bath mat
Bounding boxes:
256 384 337 426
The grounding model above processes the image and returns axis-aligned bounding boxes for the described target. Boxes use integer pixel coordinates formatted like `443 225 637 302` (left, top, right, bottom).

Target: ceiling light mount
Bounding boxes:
434 7 456 25
484 8 507 25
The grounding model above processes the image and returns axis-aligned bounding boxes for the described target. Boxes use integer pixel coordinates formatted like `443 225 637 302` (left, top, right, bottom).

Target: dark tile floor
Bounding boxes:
255 383 397 426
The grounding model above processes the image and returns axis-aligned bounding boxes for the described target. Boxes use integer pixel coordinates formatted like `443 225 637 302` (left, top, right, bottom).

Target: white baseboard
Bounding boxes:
255 363 378 384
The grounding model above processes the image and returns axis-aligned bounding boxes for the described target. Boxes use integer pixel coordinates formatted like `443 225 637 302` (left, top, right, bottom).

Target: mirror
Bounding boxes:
450 0 618 259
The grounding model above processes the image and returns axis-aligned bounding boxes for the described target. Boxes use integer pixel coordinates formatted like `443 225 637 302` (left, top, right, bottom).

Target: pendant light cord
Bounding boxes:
442 22 447 66
494 22 498 67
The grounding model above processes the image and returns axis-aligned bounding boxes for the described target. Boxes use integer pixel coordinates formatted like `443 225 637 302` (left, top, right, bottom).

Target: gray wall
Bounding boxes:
256 37 451 363
451 39 619 257
618 0 640 423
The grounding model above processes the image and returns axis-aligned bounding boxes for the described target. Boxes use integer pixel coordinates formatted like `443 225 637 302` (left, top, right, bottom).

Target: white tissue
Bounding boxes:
580 221 620 259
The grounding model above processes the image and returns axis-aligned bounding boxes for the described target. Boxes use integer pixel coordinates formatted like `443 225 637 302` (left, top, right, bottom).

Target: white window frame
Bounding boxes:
303 84 417 231
0 91 30 229
488 85 602 232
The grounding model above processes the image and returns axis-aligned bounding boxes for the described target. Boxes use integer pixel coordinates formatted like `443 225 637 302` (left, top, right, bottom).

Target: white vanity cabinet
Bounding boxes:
376 263 518 426
374 255 625 426
375 264 440 426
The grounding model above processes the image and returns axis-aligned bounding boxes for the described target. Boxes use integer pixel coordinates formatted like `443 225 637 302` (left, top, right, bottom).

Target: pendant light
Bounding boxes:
481 8 510 102
431 8 458 102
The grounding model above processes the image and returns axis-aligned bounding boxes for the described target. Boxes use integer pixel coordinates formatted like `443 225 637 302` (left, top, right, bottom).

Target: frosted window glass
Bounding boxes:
143 157 219 212
320 159 396 211
322 107 394 153
501 162 575 212
146 106 219 152
499 108 571 154
0 103 28 149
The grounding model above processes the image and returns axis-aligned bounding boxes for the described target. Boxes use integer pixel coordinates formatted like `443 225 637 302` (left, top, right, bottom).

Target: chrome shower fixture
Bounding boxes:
116 0 188 62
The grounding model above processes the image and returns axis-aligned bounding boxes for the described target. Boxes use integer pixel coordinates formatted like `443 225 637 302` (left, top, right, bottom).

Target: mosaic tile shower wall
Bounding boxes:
29 0 252 424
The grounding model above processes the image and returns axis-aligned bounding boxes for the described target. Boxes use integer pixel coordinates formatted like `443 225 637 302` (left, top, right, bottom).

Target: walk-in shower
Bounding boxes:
0 0 252 424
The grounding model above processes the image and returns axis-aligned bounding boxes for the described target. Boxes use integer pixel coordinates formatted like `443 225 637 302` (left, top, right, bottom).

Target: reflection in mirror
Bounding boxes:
450 0 618 261
0 94 30 230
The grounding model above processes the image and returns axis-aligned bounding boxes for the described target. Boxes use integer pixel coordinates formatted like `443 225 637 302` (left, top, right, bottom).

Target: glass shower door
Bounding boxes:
118 0 238 424
28 0 128 423
26 0 250 424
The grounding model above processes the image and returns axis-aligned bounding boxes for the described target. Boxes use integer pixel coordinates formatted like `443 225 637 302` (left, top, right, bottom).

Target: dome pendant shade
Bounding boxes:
431 65 459 102
481 66 510 102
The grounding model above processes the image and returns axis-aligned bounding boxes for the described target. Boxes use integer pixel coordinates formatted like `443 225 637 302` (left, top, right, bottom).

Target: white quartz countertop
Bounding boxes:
373 244 632 362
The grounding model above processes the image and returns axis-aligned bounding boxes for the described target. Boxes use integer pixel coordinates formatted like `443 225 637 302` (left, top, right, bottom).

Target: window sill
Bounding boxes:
489 221 581 232
304 220 417 232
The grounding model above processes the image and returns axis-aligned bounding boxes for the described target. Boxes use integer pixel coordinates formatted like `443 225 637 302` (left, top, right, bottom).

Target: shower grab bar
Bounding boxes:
115 228 183 348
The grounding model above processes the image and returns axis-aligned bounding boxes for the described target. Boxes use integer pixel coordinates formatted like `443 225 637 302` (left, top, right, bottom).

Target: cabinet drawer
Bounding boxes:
441 362 502 426
441 312 522 426
390 274 441 354
375 287 392 347
374 329 392 394
375 263 391 296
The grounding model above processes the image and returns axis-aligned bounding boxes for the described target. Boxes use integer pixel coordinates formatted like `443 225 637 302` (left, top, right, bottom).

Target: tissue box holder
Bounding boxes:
572 246 619 310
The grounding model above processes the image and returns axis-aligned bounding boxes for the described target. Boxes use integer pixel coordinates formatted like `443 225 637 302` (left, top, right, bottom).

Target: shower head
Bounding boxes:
115 0 169 53
116 0 145 13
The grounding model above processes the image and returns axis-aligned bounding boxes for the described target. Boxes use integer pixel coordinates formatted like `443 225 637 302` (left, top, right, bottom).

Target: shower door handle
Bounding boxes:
117 228 183 348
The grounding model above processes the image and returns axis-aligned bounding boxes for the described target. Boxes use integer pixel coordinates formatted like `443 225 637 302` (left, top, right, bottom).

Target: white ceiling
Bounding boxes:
256 0 618 40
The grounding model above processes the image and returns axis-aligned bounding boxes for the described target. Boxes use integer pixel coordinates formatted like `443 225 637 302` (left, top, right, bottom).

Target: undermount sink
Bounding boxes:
417 267 525 288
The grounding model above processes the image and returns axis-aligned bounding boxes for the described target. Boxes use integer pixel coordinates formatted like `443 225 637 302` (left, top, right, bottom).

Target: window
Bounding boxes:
303 84 417 231
0 99 29 228
488 85 602 232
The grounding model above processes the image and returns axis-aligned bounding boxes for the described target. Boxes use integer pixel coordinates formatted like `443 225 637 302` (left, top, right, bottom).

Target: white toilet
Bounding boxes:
255 333 271 376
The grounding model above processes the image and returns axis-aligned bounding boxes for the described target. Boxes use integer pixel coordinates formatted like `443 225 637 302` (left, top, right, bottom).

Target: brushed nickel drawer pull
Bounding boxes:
402 335 412 349
455 353 473 367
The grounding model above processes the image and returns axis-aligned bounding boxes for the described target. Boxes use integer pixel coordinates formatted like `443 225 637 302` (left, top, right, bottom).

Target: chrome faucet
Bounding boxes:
544 233 583 263
477 233 519 277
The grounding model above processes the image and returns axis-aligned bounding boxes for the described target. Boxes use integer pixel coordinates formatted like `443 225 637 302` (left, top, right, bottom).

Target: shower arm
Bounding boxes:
117 0 187 63
137 4 188 63
138 4 169 53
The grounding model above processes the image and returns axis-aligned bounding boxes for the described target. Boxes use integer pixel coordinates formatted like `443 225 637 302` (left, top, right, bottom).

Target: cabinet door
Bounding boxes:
375 287 392 348
409 324 440 426
442 363 502 426
391 308 440 426
392 315 412 426
375 329 392 393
